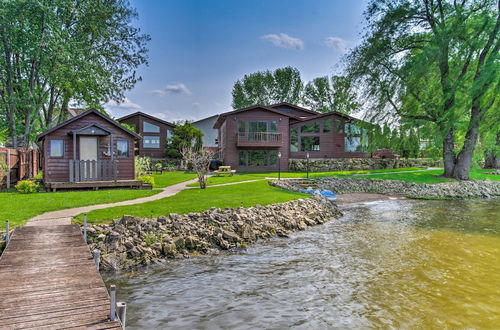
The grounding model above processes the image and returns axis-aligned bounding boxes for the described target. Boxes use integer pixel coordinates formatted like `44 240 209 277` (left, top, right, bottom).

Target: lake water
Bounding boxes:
104 199 500 329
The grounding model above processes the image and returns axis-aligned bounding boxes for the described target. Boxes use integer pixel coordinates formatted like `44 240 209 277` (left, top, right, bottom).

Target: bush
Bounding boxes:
34 170 43 180
135 156 152 178
138 175 155 186
15 180 39 193
155 162 162 169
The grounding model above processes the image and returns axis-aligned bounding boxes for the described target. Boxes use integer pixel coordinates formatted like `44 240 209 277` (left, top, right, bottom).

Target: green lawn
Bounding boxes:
240 167 426 179
187 174 264 187
151 171 197 188
338 168 499 184
0 189 160 229
73 180 308 225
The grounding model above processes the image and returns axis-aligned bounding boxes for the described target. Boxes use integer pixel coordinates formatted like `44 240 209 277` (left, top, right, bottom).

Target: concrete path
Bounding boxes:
26 178 199 227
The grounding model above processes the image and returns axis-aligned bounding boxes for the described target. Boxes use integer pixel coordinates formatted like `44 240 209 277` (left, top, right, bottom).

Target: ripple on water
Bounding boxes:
104 199 500 329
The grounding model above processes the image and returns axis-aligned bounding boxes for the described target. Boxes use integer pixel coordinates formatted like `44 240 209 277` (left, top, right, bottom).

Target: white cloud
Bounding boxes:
149 89 166 96
324 37 347 52
105 98 141 116
153 112 167 119
165 83 191 95
262 33 304 50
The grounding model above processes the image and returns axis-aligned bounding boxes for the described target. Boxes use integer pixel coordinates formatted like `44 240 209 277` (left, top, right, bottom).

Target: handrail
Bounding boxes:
237 132 282 143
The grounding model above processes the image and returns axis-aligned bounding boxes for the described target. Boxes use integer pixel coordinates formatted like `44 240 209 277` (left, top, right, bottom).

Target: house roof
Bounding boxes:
268 102 320 116
193 114 219 124
118 111 176 127
213 105 303 129
36 109 142 141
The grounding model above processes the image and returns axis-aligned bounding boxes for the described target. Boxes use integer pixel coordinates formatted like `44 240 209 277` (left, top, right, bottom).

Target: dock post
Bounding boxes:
5 220 9 244
110 285 116 321
83 214 87 242
93 249 100 270
116 301 127 329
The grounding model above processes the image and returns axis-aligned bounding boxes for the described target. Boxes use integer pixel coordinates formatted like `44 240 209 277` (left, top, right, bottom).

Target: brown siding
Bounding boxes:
220 109 289 171
43 112 136 183
119 115 175 158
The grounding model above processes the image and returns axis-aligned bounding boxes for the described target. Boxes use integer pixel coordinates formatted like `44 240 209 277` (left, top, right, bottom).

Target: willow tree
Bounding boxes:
0 0 149 147
347 0 499 179
303 75 359 113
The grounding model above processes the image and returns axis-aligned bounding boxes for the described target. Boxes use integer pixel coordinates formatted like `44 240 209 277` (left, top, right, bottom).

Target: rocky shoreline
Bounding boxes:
271 177 500 199
87 196 342 272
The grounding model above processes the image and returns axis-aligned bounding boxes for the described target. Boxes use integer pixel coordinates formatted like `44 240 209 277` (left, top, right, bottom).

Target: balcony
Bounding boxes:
236 132 282 147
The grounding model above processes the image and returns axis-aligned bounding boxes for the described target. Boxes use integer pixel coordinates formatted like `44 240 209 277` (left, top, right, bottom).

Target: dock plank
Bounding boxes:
0 225 122 329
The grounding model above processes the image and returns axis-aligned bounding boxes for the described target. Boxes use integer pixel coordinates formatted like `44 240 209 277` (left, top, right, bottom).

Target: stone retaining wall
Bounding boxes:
288 158 442 172
271 178 500 199
88 196 342 272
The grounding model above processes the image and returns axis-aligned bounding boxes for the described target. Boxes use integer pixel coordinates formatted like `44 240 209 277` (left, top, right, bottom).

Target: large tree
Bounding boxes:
303 75 359 113
231 67 303 109
0 0 149 147
347 0 499 179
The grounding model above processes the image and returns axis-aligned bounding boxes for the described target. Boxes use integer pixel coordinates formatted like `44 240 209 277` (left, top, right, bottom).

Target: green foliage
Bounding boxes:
166 121 203 159
34 170 43 180
120 123 136 133
15 180 39 194
232 67 303 108
0 0 150 147
138 175 155 186
135 157 152 178
303 75 359 113
154 163 162 169
420 146 442 160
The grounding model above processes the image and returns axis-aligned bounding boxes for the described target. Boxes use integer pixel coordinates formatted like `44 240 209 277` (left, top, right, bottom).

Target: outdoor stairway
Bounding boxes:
0 225 122 329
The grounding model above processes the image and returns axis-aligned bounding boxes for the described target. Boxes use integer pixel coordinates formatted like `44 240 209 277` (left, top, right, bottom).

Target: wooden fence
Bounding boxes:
0 147 40 189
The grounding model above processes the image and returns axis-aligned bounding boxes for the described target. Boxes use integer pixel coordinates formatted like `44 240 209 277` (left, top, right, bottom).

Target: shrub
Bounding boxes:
138 175 155 186
15 180 39 193
34 170 43 180
135 156 152 178
154 162 162 169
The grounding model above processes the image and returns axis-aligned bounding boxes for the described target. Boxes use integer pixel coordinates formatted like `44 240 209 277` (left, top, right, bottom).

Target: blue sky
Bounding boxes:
105 0 369 122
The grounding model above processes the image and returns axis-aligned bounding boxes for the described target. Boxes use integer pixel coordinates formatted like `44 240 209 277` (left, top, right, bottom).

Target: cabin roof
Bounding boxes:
213 105 303 129
118 111 176 127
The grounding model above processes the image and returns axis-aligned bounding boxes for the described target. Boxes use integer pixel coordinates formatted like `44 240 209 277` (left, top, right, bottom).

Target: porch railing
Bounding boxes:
69 160 117 182
237 132 282 145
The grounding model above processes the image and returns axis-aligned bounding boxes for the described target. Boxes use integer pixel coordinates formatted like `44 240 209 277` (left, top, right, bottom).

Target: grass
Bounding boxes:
240 167 426 179
151 171 197 188
73 180 308 225
187 175 264 187
0 189 161 229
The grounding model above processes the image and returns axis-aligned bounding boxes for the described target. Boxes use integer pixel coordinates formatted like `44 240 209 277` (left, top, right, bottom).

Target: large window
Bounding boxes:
290 127 298 152
301 136 320 151
323 119 333 133
143 136 160 148
50 140 64 157
238 150 278 167
248 120 277 133
336 120 344 133
143 121 160 133
116 140 129 157
238 120 246 136
344 122 360 135
345 137 362 152
301 122 320 133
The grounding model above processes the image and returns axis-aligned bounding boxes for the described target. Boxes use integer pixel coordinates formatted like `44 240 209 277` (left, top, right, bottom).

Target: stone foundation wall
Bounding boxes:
271 178 500 199
88 196 342 272
288 158 443 172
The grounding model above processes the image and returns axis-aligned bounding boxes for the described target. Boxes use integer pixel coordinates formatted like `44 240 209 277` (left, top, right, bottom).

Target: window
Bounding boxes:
247 120 277 133
269 121 278 132
301 122 320 133
238 150 278 167
116 140 129 157
166 129 173 145
345 136 362 152
143 121 160 133
143 136 160 148
345 122 360 135
238 120 246 136
290 127 298 152
50 140 64 157
336 120 344 133
301 136 320 151
323 119 333 133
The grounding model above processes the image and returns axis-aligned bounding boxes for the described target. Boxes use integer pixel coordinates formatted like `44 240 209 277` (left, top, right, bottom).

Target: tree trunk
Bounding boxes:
442 128 456 177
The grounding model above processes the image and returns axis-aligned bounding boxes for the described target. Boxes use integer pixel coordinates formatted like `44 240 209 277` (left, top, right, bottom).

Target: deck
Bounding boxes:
46 180 144 191
0 225 122 329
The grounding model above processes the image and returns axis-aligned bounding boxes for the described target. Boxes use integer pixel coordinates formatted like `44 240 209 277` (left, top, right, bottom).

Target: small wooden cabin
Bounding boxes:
37 109 143 191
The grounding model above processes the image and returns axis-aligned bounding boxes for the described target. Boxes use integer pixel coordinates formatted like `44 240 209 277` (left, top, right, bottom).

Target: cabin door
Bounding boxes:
80 137 98 180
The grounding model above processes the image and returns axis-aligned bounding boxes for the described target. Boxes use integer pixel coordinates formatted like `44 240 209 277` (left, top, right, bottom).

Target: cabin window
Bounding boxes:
116 140 129 157
238 120 246 136
143 121 160 133
143 136 160 148
344 122 361 135
238 150 278 167
301 136 320 151
166 129 173 145
50 140 64 157
290 127 298 152
323 119 333 133
335 120 343 133
301 122 320 133
345 137 362 152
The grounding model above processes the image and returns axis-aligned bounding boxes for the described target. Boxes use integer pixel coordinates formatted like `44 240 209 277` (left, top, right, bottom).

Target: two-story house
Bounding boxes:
118 112 175 158
213 102 369 171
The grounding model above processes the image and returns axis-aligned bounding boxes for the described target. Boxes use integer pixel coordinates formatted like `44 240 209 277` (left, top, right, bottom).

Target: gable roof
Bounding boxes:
213 105 303 129
36 109 142 141
118 111 176 127
268 102 319 116
193 114 219 124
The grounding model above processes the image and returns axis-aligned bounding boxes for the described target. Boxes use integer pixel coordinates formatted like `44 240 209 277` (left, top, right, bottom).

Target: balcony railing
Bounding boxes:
69 160 117 182
236 132 282 146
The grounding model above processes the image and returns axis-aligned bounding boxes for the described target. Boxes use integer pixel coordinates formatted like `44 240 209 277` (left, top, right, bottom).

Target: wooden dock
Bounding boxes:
0 225 122 329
